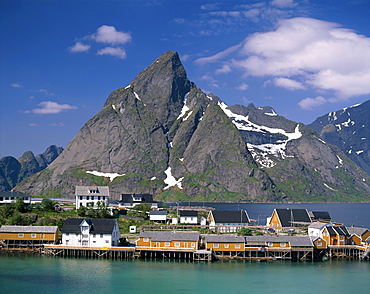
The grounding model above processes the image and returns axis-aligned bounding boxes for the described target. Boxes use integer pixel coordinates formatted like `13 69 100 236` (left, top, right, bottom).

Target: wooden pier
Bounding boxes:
42 245 135 259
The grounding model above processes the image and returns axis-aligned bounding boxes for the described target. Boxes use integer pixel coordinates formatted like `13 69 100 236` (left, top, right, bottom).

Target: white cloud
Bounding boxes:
271 0 297 8
69 42 90 53
236 83 249 90
92 25 131 45
11 83 22 88
298 96 327 110
97 47 127 59
200 74 220 88
201 17 370 109
49 122 65 127
28 123 38 127
30 101 77 114
215 64 232 74
273 77 305 90
201 3 220 11
36 89 53 95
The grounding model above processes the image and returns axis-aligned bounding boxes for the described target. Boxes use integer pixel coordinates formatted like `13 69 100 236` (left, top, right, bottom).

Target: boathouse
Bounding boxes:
75 186 109 209
244 235 314 260
205 235 245 258
61 218 120 247
208 210 250 233
0 225 59 248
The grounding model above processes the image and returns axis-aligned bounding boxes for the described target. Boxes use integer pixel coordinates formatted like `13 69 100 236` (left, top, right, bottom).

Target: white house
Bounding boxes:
308 222 329 238
75 186 109 209
208 210 250 233
179 210 198 224
61 218 120 247
0 191 31 206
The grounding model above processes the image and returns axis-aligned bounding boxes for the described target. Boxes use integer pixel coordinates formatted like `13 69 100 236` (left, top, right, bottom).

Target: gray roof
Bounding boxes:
139 231 200 242
75 186 109 196
245 235 313 247
308 222 329 230
205 235 244 243
308 211 331 221
0 225 59 233
347 226 370 236
180 210 198 217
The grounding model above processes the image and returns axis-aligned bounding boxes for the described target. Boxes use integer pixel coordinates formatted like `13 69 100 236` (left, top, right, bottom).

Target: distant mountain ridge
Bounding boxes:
0 145 63 191
308 100 370 176
14 51 370 202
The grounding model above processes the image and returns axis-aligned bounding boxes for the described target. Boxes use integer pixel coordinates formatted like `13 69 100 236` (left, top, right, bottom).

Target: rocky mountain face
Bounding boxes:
308 100 370 176
0 145 63 191
15 51 370 202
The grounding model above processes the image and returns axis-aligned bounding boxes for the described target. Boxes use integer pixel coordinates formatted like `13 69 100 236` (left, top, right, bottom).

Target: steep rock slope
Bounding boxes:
16 51 370 202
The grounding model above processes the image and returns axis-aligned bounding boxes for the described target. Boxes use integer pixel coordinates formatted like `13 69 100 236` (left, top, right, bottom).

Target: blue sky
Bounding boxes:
1 0 370 159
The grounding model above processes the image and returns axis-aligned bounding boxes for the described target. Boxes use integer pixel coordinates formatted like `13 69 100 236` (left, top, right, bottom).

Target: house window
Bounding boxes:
0 197 3 201
18 233 24 238
100 234 103 238
66 233 69 236
224 244 229 248
31 233 36 238
165 242 170 247
191 243 195 247
93 241 96 244
105 240 109 243
317 242 322 246
80 196 83 200
235 244 241 249
213 244 219 248
175 242 180 247
143 238 149 242
280 243 286 247
98 196 101 200
267 242 273 247
87 196 89 200
93 234 96 238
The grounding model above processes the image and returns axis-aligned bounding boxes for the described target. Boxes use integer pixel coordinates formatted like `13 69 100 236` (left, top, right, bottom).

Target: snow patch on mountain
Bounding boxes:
86 171 125 181
163 167 183 190
218 101 302 168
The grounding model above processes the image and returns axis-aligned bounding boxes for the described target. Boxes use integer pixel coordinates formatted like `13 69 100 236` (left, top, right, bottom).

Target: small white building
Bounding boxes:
179 210 198 224
61 218 120 247
75 186 109 209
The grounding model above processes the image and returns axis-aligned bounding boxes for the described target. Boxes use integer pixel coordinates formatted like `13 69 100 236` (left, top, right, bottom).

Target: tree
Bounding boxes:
41 197 55 211
15 197 27 213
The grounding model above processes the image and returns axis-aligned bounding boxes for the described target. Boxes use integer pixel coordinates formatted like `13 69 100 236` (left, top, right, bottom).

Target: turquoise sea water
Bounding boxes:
1 255 369 293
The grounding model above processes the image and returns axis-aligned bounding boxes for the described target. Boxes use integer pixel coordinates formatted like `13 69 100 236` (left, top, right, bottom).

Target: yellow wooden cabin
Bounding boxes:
267 208 311 228
136 231 200 251
205 235 245 252
0 225 59 246
347 227 370 244
321 226 350 246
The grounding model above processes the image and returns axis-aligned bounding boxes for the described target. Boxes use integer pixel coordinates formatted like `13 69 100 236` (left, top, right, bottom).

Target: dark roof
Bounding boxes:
211 210 250 224
150 210 168 216
61 218 117 234
275 209 311 227
0 191 31 198
179 210 198 217
309 211 331 221
119 194 153 204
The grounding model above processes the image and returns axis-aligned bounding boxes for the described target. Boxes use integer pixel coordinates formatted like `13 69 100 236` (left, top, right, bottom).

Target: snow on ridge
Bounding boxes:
125 85 131 89
150 177 156 180
336 155 343 165
112 104 116 111
265 109 278 116
356 150 364 155
218 101 302 140
163 167 184 190
86 171 125 182
134 91 141 101
324 183 336 191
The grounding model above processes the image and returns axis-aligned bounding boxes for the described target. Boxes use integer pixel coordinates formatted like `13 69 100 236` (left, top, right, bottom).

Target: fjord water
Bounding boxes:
1 255 369 293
